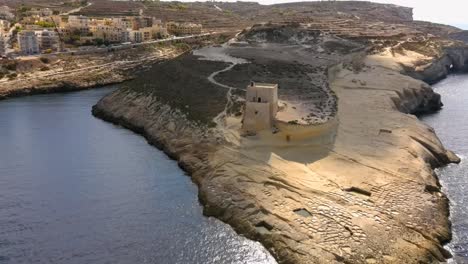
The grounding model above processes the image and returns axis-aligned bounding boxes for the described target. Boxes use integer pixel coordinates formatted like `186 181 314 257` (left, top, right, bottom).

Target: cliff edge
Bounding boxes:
92 5 465 264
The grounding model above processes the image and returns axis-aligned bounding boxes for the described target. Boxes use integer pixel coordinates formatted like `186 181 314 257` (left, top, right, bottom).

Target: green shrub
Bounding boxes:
169 2 188 10
13 26 22 35
18 6 31 13
173 42 191 52
35 21 55 28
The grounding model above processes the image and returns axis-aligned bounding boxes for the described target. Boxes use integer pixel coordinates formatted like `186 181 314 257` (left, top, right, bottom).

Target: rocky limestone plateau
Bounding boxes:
92 4 468 264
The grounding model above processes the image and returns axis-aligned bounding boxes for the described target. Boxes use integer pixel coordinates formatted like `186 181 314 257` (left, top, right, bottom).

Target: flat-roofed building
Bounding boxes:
166 22 202 36
131 16 153 30
27 8 53 17
68 15 90 34
92 25 125 43
127 26 163 43
128 30 143 43
35 30 59 51
138 27 152 42
112 17 133 29
18 30 40 55
121 30 130 42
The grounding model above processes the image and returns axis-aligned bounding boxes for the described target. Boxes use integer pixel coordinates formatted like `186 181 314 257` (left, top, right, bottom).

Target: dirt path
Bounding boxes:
209 63 238 127
62 2 93 15
193 42 248 127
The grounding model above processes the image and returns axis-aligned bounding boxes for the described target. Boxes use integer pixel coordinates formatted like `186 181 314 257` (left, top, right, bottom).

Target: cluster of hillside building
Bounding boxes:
0 5 203 56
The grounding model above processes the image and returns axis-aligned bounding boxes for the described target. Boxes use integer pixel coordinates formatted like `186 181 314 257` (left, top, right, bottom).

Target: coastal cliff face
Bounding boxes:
92 21 464 263
92 61 459 263
0 70 127 100
403 46 468 84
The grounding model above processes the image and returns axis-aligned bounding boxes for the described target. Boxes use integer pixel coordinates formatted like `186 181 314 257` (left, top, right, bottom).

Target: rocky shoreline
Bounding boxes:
0 38 217 101
1 1 465 262
91 25 465 263
0 71 129 101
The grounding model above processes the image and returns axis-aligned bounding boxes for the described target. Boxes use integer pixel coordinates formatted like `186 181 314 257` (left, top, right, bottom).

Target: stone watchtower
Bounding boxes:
242 82 278 133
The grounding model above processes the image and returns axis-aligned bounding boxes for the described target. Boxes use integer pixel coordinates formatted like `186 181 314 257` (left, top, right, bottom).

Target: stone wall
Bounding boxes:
274 119 337 143
243 101 272 132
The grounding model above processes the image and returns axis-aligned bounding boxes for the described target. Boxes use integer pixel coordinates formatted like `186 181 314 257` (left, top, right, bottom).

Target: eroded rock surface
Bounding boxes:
93 15 465 264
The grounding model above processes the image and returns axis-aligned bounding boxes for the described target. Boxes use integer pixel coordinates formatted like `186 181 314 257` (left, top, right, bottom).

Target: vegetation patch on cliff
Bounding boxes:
122 54 230 126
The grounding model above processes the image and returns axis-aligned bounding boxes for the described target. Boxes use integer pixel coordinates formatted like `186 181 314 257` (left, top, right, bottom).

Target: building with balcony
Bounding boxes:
129 30 143 43
35 30 60 51
91 25 126 43
68 15 90 34
18 31 40 55
166 22 202 36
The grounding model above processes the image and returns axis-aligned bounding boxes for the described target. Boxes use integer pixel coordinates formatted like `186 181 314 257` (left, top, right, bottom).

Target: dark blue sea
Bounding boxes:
422 74 468 264
0 87 276 264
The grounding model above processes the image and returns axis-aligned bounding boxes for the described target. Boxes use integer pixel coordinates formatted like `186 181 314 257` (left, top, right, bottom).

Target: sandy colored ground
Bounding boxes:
93 50 460 263
203 54 459 263
92 22 467 264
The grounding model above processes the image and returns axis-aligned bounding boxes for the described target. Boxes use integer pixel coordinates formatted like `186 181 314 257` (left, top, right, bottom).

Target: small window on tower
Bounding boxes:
258 97 262 103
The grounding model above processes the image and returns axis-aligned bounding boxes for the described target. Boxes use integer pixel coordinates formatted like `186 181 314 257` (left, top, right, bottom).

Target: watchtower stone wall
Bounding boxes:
242 82 279 133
